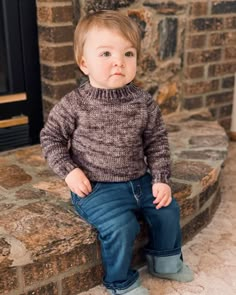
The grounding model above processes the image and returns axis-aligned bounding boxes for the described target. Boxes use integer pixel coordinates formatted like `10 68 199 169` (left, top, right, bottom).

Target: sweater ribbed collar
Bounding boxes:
80 81 140 101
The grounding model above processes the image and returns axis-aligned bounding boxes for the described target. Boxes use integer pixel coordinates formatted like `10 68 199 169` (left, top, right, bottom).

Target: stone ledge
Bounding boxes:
0 111 228 295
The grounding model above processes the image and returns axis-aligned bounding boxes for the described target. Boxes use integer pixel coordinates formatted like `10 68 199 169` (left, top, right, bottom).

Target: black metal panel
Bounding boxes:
0 0 43 151
0 2 9 93
0 124 30 151
0 101 27 120
19 1 44 143
0 0 25 94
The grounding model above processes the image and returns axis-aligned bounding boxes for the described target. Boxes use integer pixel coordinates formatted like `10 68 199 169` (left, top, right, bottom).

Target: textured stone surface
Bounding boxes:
143 1 185 14
0 267 18 294
158 18 177 60
0 202 96 259
172 160 213 182
62 265 104 295
84 0 135 13
212 1 236 14
0 112 229 294
21 282 58 295
0 165 32 189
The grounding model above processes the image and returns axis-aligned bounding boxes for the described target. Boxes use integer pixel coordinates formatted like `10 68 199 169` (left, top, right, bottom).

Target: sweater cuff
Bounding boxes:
152 173 170 184
57 162 78 179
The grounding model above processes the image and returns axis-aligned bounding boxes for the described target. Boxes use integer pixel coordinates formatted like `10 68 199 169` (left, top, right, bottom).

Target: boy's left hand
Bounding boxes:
152 183 172 209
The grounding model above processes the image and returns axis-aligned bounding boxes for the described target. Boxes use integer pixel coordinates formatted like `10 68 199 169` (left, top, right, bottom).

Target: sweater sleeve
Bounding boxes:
40 94 78 179
143 95 171 184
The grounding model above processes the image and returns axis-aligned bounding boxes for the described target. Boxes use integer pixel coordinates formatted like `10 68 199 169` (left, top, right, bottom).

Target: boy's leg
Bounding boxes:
138 173 194 282
71 181 149 294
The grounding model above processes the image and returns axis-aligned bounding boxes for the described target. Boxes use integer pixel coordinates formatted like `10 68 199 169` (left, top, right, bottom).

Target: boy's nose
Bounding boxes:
113 57 124 67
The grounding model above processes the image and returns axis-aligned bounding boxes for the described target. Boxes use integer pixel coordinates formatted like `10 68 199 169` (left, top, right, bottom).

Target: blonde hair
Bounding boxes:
74 10 141 66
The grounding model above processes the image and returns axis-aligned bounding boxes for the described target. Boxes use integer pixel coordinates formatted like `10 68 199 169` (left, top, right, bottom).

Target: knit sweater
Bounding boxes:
40 82 171 183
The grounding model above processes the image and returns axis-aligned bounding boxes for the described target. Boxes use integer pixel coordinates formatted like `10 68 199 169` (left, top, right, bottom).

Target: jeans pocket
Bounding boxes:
71 181 101 206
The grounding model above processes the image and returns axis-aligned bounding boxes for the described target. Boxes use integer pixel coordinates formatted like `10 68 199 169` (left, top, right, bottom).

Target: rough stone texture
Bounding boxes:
21 282 58 295
143 1 185 15
190 17 224 32
84 0 136 13
212 1 236 14
0 112 229 294
0 165 32 189
62 265 104 295
0 267 18 294
158 18 178 60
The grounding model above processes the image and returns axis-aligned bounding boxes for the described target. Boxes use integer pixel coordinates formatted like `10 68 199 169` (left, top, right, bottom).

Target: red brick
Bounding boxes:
222 76 235 88
37 6 73 23
184 80 219 95
206 91 233 106
183 96 204 110
41 63 76 82
225 47 236 59
40 45 74 63
187 49 221 65
184 66 205 79
42 81 76 100
187 34 206 49
225 16 236 29
190 2 208 16
212 1 236 14
209 32 236 46
190 17 224 32
208 62 236 77
37 0 69 2
38 25 73 43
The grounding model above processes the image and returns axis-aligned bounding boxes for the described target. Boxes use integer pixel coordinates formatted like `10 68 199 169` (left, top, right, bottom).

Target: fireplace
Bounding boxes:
0 0 43 151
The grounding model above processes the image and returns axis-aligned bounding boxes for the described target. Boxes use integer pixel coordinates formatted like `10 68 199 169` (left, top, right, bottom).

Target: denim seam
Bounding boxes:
129 181 140 205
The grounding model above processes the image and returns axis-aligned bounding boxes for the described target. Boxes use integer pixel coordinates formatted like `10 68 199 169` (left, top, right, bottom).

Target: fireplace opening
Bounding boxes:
0 0 43 151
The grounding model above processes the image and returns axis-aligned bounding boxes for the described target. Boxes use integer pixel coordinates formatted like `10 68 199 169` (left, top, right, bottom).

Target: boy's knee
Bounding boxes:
103 213 140 241
158 198 180 223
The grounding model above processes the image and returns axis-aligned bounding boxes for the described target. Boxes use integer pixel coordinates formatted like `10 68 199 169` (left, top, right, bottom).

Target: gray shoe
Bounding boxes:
107 285 150 295
149 262 194 282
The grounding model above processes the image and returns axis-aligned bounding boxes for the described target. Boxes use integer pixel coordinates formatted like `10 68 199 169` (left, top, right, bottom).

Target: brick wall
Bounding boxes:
36 0 236 129
183 0 236 129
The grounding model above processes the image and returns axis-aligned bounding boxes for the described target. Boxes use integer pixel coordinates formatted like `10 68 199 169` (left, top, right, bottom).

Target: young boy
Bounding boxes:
40 10 193 295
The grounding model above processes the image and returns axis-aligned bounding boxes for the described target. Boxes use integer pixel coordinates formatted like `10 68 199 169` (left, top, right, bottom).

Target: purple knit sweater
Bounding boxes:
40 82 171 183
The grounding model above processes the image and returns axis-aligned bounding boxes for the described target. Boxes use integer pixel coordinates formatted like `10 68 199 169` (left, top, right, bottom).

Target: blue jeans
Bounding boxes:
71 173 182 293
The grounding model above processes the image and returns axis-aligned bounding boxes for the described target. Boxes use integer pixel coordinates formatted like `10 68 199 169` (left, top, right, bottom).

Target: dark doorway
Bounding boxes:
0 0 43 151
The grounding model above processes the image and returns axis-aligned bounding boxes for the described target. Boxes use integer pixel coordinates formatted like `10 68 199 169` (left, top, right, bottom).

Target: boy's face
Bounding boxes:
80 27 137 89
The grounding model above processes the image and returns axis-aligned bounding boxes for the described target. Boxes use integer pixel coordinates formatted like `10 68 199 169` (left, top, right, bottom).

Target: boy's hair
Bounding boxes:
74 10 141 66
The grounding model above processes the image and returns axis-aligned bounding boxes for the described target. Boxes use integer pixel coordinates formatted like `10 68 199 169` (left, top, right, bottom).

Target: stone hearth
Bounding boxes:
0 111 228 295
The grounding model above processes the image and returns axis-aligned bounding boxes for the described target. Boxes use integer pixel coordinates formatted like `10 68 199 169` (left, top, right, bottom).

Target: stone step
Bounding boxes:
0 111 228 295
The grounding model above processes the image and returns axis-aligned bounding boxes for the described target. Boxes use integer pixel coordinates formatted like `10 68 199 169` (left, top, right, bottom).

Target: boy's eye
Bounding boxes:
101 51 111 57
125 51 135 57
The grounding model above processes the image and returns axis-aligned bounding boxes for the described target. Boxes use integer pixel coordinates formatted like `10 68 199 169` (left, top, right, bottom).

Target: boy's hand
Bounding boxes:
152 183 172 209
65 168 92 197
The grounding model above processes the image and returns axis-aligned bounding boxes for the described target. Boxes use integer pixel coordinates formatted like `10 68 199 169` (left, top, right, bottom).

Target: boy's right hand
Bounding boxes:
65 168 92 197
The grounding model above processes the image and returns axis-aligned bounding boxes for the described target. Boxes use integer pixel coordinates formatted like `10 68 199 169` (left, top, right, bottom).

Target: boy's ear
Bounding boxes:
79 57 89 75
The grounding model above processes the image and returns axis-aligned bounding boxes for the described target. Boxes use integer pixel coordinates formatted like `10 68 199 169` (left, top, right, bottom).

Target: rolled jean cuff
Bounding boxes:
146 253 183 274
104 270 139 294
144 246 181 257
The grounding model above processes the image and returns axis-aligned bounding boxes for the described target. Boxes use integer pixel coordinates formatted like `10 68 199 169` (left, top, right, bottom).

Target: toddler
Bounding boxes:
40 10 193 295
